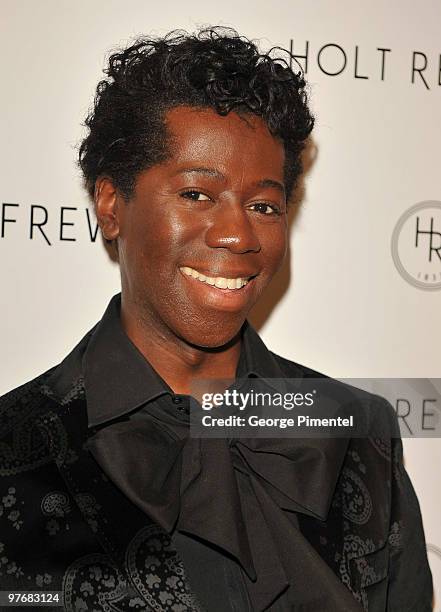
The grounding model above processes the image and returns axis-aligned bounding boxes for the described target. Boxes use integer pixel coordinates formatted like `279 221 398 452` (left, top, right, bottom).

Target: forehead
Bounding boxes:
163 106 285 179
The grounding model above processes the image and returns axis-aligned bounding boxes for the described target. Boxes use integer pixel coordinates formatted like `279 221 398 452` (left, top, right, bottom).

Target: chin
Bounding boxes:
175 315 245 349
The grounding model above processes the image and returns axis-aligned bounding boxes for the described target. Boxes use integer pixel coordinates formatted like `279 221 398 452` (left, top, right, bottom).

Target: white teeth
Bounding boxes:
180 266 251 290
215 277 228 289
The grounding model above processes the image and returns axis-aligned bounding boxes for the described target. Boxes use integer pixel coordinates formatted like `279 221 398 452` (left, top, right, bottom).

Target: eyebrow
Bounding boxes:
256 178 286 195
176 167 286 195
177 167 225 179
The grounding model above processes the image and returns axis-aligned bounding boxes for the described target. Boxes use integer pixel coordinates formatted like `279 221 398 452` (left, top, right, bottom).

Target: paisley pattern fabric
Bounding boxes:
62 526 203 612
340 467 373 525
125 526 203 611
0 379 53 476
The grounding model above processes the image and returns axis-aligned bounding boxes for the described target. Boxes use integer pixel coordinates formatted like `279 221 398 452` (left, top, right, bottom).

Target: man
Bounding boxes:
0 27 432 611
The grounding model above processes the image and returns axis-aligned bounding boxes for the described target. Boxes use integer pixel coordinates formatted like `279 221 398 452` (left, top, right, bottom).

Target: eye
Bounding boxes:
249 202 281 215
180 190 211 202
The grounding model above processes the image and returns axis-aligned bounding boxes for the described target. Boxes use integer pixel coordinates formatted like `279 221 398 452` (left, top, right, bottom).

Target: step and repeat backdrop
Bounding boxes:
1 0 440 606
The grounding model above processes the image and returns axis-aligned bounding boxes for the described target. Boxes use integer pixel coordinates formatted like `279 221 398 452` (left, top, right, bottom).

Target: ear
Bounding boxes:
94 177 121 240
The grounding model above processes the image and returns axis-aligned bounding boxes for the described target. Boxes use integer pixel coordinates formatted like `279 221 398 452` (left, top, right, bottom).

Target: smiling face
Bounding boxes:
100 106 288 348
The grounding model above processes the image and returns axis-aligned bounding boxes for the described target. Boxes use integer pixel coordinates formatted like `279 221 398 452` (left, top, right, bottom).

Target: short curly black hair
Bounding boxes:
79 27 314 201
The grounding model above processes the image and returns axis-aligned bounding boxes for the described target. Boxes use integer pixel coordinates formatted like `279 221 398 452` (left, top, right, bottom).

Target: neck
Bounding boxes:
120 298 243 395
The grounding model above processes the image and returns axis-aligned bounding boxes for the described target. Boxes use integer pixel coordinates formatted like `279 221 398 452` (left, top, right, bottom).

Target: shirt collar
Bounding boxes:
83 294 167 427
83 293 299 428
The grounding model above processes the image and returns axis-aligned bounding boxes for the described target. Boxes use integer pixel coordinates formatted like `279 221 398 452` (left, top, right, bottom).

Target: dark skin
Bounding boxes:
95 106 288 394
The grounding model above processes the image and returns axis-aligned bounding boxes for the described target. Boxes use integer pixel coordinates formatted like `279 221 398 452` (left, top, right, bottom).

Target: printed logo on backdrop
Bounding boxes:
391 201 441 291
289 40 441 89
0 204 98 245
341 379 441 438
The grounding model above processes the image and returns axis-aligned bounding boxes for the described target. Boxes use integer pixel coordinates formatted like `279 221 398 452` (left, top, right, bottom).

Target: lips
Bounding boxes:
179 266 257 290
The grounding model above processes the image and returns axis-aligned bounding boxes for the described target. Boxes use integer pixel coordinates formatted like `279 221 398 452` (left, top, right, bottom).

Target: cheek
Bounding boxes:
261 224 288 271
122 209 187 272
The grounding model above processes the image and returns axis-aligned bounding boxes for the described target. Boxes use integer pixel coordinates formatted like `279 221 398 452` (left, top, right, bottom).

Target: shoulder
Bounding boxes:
270 351 328 378
0 369 62 479
0 369 57 432
270 350 399 433
0 325 95 435
0 332 93 478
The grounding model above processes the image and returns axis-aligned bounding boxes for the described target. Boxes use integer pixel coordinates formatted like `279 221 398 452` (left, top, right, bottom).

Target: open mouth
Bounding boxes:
179 266 257 291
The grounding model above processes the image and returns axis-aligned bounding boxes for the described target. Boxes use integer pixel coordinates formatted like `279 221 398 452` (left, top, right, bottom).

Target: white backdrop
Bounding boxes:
1 0 440 607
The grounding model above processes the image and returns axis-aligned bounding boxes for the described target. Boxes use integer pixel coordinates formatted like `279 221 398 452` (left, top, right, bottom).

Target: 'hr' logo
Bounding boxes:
391 201 441 290
415 216 441 262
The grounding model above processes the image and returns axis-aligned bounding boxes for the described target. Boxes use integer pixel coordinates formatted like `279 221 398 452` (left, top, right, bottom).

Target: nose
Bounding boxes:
205 202 261 254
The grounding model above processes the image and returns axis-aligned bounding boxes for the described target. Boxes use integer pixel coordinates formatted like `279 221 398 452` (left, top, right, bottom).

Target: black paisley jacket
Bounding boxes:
0 338 433 612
